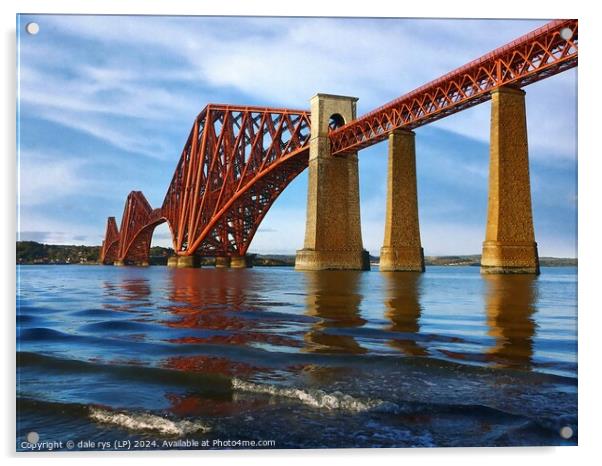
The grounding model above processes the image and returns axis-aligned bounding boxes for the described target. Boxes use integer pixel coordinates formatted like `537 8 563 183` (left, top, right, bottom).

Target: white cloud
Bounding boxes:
34 108 175 160
19 62 194 121
18 215 103 245
22 16 575 159
18 56 198 160
18 150 87 206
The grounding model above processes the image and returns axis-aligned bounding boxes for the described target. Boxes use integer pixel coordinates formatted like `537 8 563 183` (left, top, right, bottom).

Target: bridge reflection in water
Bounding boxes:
382 272 428 357
98 269 539 372
484 274 537 370
98 267 540 371
90 266 551 421
302 271 367 355
101 276 152 313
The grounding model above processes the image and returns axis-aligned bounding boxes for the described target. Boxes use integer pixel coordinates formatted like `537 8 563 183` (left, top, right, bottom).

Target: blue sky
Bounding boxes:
16 15 577 257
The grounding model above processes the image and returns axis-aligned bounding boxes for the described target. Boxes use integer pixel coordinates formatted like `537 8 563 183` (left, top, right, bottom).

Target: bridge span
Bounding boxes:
100 19 578 274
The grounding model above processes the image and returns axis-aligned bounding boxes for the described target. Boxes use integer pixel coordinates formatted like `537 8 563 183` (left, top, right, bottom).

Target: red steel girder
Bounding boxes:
329 19 578 155
99 216 120 264
116 191 166 264
161 104 311 256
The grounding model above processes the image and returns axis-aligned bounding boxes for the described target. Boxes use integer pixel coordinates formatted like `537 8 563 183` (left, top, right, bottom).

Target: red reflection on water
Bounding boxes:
168 333 301 347
166 392 268 417
101 277 152 312
161 268 301 349
163 355 268 377
159 268 304 379
167 268 254 310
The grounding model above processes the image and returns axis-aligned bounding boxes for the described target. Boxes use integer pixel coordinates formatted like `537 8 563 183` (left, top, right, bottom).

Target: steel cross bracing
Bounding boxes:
161 105 312 257
100 19 577 262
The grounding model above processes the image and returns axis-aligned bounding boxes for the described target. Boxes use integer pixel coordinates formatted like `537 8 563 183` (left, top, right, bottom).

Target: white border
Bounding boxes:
3 1 600 465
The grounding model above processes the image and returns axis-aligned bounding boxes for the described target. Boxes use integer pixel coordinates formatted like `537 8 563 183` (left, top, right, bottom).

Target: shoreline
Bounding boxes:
16 260 578 268
16 241 577 267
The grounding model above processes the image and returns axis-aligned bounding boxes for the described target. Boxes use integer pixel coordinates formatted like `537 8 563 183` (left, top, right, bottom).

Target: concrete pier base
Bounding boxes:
380 246 424 272
215 256 231 268
230 255 253 268
167 256 179 268
295 94 369 271
481 242 540 274
379 130 425 272
481 86 539 275
176 255 201 268
113 259 149 267
296 249 370 271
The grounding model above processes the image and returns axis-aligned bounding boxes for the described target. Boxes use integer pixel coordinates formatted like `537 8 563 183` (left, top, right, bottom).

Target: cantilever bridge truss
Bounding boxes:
100 19 578 265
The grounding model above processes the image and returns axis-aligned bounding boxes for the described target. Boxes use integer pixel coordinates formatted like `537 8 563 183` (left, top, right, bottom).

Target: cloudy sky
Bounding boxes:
17 15 577 257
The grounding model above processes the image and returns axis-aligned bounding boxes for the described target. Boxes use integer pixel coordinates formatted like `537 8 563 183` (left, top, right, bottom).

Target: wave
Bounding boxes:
78 320 157 332
16 314 44 325
18 396 91 417
18 352 231 395
68 308 133 317
89 407 210 435
232 378 398 413
230 377 571 432
18 327 82 342
18 397 211 436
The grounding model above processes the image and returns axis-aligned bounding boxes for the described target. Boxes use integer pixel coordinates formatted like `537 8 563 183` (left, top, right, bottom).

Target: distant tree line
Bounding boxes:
16 241 175 265
17 241 100 264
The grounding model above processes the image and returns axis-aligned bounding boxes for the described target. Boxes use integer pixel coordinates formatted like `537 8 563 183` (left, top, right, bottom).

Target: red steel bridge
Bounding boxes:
100 19 578 266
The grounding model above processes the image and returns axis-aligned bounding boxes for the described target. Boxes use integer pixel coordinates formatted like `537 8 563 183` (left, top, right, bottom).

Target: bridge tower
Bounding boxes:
481 86 540 274
295 94 370 271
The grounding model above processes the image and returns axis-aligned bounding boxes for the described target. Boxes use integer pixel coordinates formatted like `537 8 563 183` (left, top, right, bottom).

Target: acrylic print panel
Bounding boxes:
16 14 578 451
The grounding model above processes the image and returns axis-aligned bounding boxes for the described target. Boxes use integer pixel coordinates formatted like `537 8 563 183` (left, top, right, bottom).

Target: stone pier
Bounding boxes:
167 255 201 268
215 256 231 268
177 255 201 268
113 259 148 267
230 255 253 268
379 130 425 272
295 94 370 271
167 256 178 268
481 86 539 274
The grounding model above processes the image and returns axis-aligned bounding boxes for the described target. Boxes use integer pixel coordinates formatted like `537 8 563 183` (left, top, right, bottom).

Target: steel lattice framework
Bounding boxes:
99 216 120 264
162 104 311 257
330 19 578 155
100 19 577 263
117 191 165 263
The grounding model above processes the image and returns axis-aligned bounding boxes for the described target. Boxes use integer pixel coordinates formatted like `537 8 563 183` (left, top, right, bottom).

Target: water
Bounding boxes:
16 265 577 450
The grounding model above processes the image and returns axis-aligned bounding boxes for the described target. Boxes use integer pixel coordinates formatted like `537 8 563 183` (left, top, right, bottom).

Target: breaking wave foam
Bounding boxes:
232 378 398 413
89 407 211 435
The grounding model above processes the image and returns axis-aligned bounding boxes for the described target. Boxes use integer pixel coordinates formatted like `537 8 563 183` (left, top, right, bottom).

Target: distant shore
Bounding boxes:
16 241 577 267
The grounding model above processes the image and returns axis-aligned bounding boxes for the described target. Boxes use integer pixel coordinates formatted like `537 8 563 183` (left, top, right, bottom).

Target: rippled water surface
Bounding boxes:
16 265 577 450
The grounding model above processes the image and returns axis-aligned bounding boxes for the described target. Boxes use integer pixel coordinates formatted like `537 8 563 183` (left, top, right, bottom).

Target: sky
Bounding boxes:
16 15 577 257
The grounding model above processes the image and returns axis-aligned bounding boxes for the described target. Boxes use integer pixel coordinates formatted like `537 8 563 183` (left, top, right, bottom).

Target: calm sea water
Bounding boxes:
16 265 577 450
